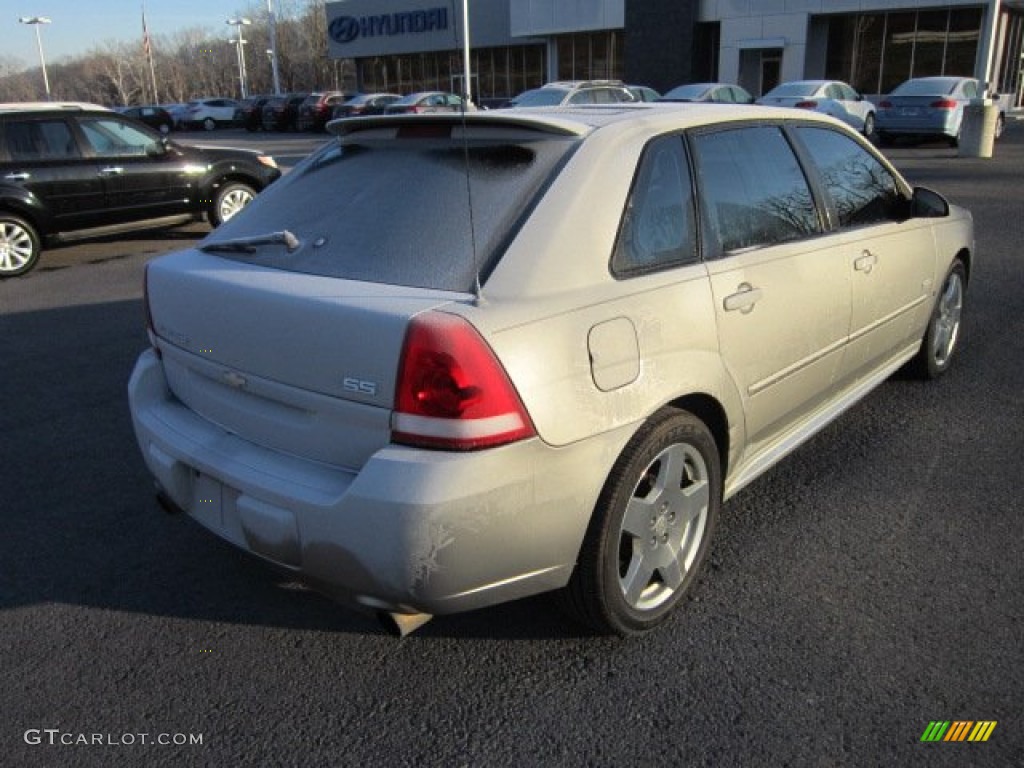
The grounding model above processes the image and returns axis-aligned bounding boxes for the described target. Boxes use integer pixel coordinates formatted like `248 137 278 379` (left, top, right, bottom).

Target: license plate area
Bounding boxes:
191 470 223 529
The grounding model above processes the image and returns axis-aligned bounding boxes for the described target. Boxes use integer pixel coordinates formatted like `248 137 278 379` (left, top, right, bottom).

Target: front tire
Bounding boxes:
0 214 42 277
561 409 721 635
202 117 216 131
907 259 966 379
209 182 256 226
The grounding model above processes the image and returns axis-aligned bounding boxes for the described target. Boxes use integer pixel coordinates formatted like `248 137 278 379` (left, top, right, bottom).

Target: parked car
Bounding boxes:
332 92 402 119
507 80 637 107
160 102 189 130
0 102 281 277
233 95 274 132
383 91 475 114
659 82 754 104
874 76 1005 146
181 98 239 131
117 105 174 134
296 91 350 131
261 93 308 131
627 85 661 102
757 80 875 136
129 104 972 636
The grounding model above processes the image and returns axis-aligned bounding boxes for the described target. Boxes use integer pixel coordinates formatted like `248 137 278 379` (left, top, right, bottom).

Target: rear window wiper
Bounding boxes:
200 230 300 254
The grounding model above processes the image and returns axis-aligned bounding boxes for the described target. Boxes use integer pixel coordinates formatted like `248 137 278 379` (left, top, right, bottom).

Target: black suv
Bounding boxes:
0 102 281 277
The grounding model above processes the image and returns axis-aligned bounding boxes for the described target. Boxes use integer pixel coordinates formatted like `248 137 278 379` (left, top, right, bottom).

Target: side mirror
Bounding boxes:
910 186 949 218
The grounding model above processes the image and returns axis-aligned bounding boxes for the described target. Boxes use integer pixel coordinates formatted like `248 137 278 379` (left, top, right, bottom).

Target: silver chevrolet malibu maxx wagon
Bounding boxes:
129 104 973 635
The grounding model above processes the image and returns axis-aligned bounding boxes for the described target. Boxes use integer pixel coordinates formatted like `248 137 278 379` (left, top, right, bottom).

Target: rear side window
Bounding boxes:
691 126 820 255
794 127 904 227
612 135 697 275
4 119 79 160
204 131 578 291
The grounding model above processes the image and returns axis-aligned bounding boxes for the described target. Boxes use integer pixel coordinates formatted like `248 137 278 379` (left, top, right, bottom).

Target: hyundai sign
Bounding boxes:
326 0 513 59
329 8 449 45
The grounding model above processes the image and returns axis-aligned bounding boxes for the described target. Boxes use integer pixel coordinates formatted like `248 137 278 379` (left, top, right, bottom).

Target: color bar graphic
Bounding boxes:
920 720 996 743
921 721 950 742
968 722 998 742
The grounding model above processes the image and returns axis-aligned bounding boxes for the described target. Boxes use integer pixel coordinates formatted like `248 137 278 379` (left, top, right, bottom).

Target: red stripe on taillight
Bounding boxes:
392 312 536 450
794 100 818 109
930 99 957 109
879 100 893 109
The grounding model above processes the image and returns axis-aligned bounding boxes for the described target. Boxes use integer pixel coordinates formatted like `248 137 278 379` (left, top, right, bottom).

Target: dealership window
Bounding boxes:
825 8 983 95
358 44 544 104
553 31 624 81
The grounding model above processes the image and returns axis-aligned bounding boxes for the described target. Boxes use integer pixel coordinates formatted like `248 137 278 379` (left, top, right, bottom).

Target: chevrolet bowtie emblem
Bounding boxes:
222 371 248 389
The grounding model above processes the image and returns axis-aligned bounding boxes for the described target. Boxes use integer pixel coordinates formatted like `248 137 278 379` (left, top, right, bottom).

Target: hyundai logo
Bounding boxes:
329 16 359 44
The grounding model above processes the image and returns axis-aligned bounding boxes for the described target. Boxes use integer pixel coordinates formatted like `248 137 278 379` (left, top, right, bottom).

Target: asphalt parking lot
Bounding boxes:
2 122 1023 767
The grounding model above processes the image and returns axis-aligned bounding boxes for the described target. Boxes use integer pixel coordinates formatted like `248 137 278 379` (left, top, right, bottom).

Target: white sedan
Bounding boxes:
758 80 876 136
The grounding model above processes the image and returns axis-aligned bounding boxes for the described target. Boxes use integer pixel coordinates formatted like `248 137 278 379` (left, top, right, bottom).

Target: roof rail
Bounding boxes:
0 101 111 113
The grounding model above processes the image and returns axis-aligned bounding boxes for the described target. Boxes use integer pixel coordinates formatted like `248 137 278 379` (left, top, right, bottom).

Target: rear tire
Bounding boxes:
203 117 216 131
907 259 966 380
862 113 875 138
0 214 42 278
560 409 721 635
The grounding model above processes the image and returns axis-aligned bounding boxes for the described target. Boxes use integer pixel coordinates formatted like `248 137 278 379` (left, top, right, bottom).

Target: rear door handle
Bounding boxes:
854 251 878 273
723 283 762 313
99 166 124 176
4 172 30 181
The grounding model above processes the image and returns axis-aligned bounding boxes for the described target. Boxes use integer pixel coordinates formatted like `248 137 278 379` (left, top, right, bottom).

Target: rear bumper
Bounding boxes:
875 111 958 137
128 349 628 616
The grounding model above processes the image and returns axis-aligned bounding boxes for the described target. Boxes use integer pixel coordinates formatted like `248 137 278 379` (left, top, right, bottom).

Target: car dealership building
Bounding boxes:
325 0 1024 104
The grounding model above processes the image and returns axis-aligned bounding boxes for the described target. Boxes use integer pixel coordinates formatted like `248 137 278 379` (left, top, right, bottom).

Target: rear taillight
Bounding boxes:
879 100 893 109
930 99 957 109
794 100 818 109
392 312 536 450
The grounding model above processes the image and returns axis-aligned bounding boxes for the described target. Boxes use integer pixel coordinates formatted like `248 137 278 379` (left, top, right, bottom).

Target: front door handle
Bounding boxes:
723 283 762 313
99 166 124 176
854 251 878 273
4 172 30 181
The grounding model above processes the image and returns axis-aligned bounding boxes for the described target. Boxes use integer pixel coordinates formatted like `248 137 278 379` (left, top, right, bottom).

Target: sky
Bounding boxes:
7 1 269 66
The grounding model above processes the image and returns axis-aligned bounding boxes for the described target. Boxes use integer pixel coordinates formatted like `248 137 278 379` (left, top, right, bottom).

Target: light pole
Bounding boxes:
226 17 252 99
266 0 281 95
19 16 52 100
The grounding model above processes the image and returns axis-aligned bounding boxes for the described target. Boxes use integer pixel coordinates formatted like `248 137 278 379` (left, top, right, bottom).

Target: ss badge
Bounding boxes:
342 377 378 396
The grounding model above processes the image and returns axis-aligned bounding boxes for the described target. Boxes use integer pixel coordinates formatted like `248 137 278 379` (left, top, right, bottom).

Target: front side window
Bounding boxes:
691 126 820 255
79 118 158 157
795 126 904 227
612 135 697 275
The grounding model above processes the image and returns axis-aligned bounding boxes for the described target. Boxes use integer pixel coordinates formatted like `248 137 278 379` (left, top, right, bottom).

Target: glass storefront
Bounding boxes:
825 7 984 94
358 44 545 104
553 31 624 81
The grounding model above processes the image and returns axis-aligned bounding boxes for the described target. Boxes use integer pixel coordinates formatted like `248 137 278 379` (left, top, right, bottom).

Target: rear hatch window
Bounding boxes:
202 121 579 291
